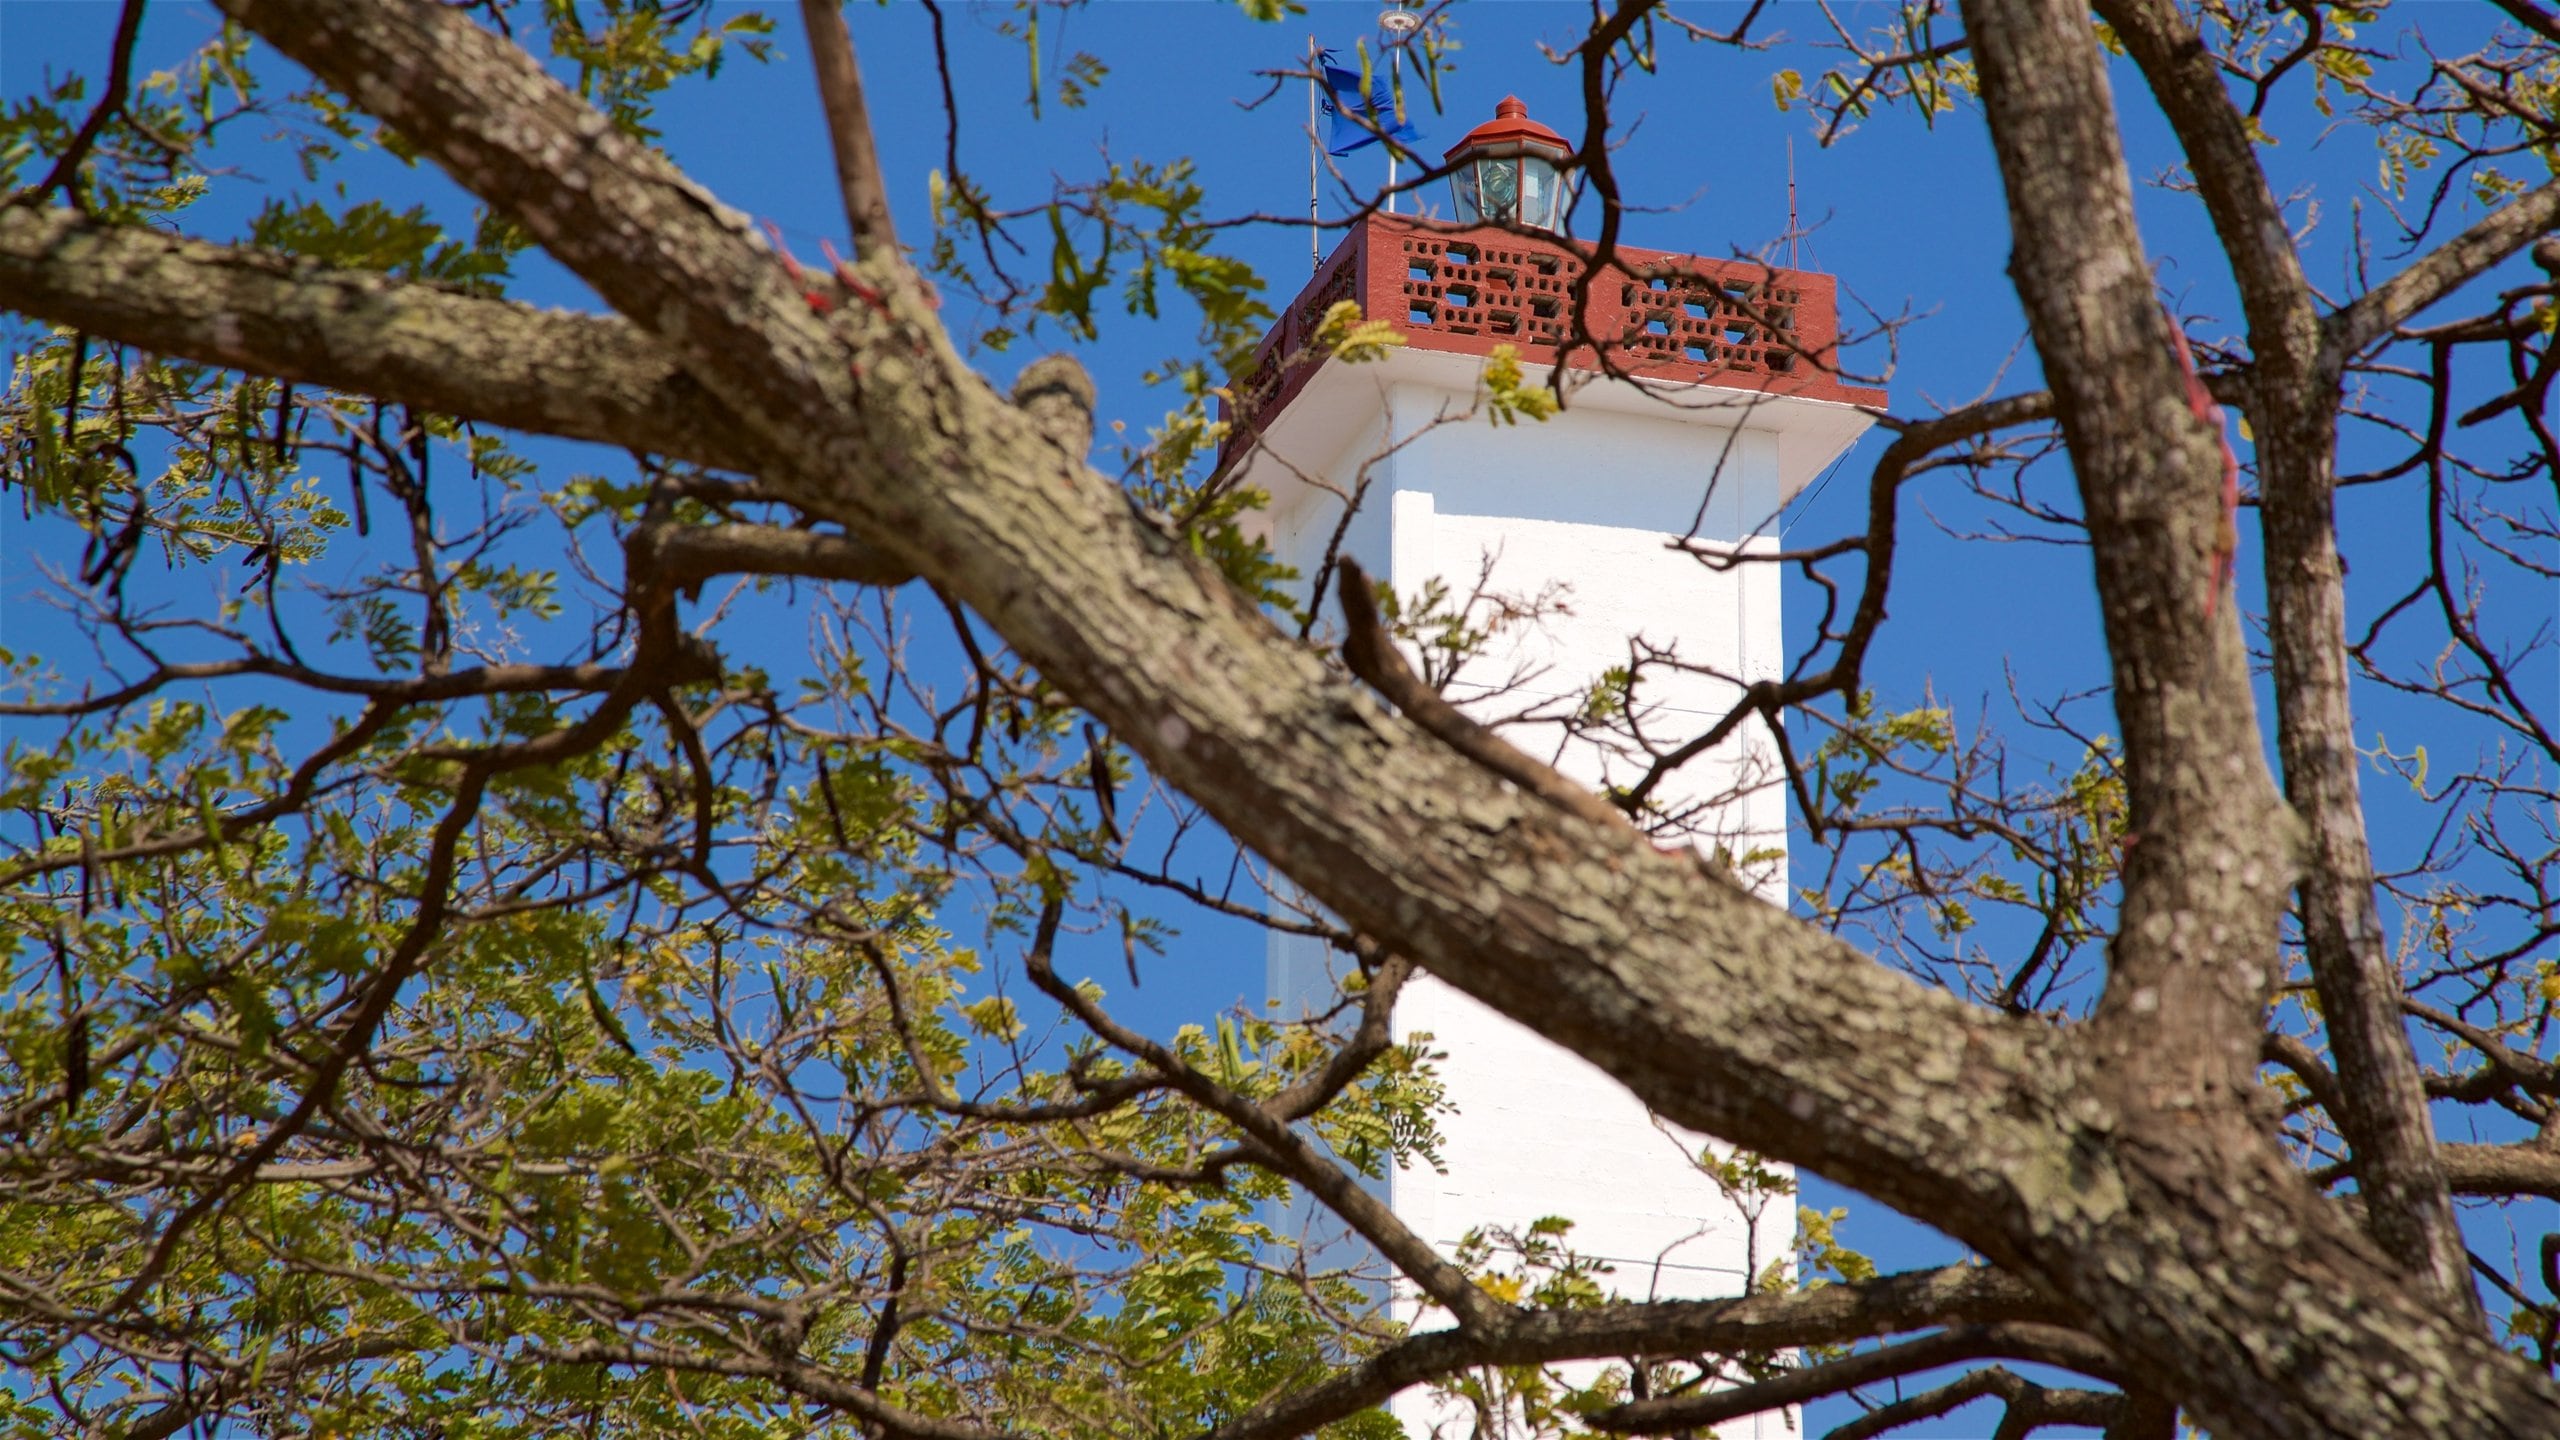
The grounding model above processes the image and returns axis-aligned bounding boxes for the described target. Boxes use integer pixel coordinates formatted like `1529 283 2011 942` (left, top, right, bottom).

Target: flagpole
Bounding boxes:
1385 39 1398 215
1308 34 1320 273
1378 4 1421 216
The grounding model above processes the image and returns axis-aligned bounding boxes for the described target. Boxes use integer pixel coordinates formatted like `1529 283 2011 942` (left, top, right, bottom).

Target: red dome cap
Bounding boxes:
1443 95 1570 162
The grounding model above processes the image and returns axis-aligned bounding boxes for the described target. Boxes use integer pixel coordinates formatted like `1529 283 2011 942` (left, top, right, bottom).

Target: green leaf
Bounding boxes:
581 966 639 1057
962 995 1026 1041
1482 345 1558 425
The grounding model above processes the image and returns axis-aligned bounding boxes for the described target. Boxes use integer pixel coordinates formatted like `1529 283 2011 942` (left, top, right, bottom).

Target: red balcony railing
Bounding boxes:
1221 214 1885 463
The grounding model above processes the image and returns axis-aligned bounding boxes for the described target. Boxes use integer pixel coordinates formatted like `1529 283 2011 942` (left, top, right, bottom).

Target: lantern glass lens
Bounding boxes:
1479 158 1520 222
1520 157 1558 229
1447 149 1567 231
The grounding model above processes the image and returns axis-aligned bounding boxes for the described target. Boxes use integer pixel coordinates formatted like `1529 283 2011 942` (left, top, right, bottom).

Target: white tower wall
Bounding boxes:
1245 341 1872 1437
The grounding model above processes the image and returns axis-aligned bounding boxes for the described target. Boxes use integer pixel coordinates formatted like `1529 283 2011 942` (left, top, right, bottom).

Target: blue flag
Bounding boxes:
1320 52 1421 157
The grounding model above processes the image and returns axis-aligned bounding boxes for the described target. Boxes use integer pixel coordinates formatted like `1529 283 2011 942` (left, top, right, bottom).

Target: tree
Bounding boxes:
1 0 2555 1436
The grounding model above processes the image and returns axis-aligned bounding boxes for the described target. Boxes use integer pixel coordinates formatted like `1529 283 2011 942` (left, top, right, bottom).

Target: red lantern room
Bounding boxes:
1444 96 1573 232
1216 92 1885 476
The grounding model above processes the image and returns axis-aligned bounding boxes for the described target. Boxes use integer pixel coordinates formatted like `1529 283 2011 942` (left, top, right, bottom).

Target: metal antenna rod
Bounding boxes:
1786 135 1800 269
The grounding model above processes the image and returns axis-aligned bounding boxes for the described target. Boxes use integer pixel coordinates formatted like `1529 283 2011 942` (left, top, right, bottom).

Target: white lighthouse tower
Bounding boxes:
1228 97 1882 1434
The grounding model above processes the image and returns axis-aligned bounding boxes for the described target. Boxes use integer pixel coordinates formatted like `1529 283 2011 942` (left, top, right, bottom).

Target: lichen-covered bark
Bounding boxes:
0 1 2538 1434
1955 0 2529 1432
0 205 759 472
1210 1264 2059 1440
2093 0 2476 1317
1958 0 2298 1086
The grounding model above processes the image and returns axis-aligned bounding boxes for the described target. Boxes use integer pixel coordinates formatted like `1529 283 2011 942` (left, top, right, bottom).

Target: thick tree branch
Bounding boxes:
1963 0 2298 1087
1009 353 1096 459
2260 1031 2347 1119
2483 0 2560 47
2090 0 2318 359
2095 0 2475 1315
640 520 911 589
532 1338 1000 1440
1954 0 2545 1434
1204 1262 2057 1440
2441 1144 2560 1202
1961 0 2297 1086
2325 178 2560 364
2108 1389 2182 1440
0 205 761 472
1589 1321 2122 1432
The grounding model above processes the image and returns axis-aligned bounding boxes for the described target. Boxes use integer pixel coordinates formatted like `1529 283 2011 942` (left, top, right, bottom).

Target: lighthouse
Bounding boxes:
1229 97 1884 1433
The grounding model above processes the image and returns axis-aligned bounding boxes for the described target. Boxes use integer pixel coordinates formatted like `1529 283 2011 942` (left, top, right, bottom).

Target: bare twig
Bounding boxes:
798 0 901 261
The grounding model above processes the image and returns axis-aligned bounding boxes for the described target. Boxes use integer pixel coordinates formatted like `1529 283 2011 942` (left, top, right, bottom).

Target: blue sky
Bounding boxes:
4 1 2553 1434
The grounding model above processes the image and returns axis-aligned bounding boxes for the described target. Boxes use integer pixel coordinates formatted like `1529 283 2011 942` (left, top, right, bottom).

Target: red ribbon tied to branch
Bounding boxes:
2163 310 2241 622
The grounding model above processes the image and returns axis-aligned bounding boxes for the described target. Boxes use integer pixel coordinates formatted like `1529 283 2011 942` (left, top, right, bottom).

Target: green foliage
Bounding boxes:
0 25 252 215
1480 344 1559 426
1770 2 1978 136
1430 1221 1621 1430
541 1 777 143
248 198 520 293
0 625 1430 1432
0 10 1422 1433
1790 691 2129 1013
1181 480 1305 613
1109 159 1277 374
1795 1204 1878 1291
1808 693 1956 817
1312 300 1407 365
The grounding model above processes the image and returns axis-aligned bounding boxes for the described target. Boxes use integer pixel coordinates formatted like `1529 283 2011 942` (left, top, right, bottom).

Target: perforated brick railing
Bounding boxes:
1394 232 1577 349
1220 215 1883 465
